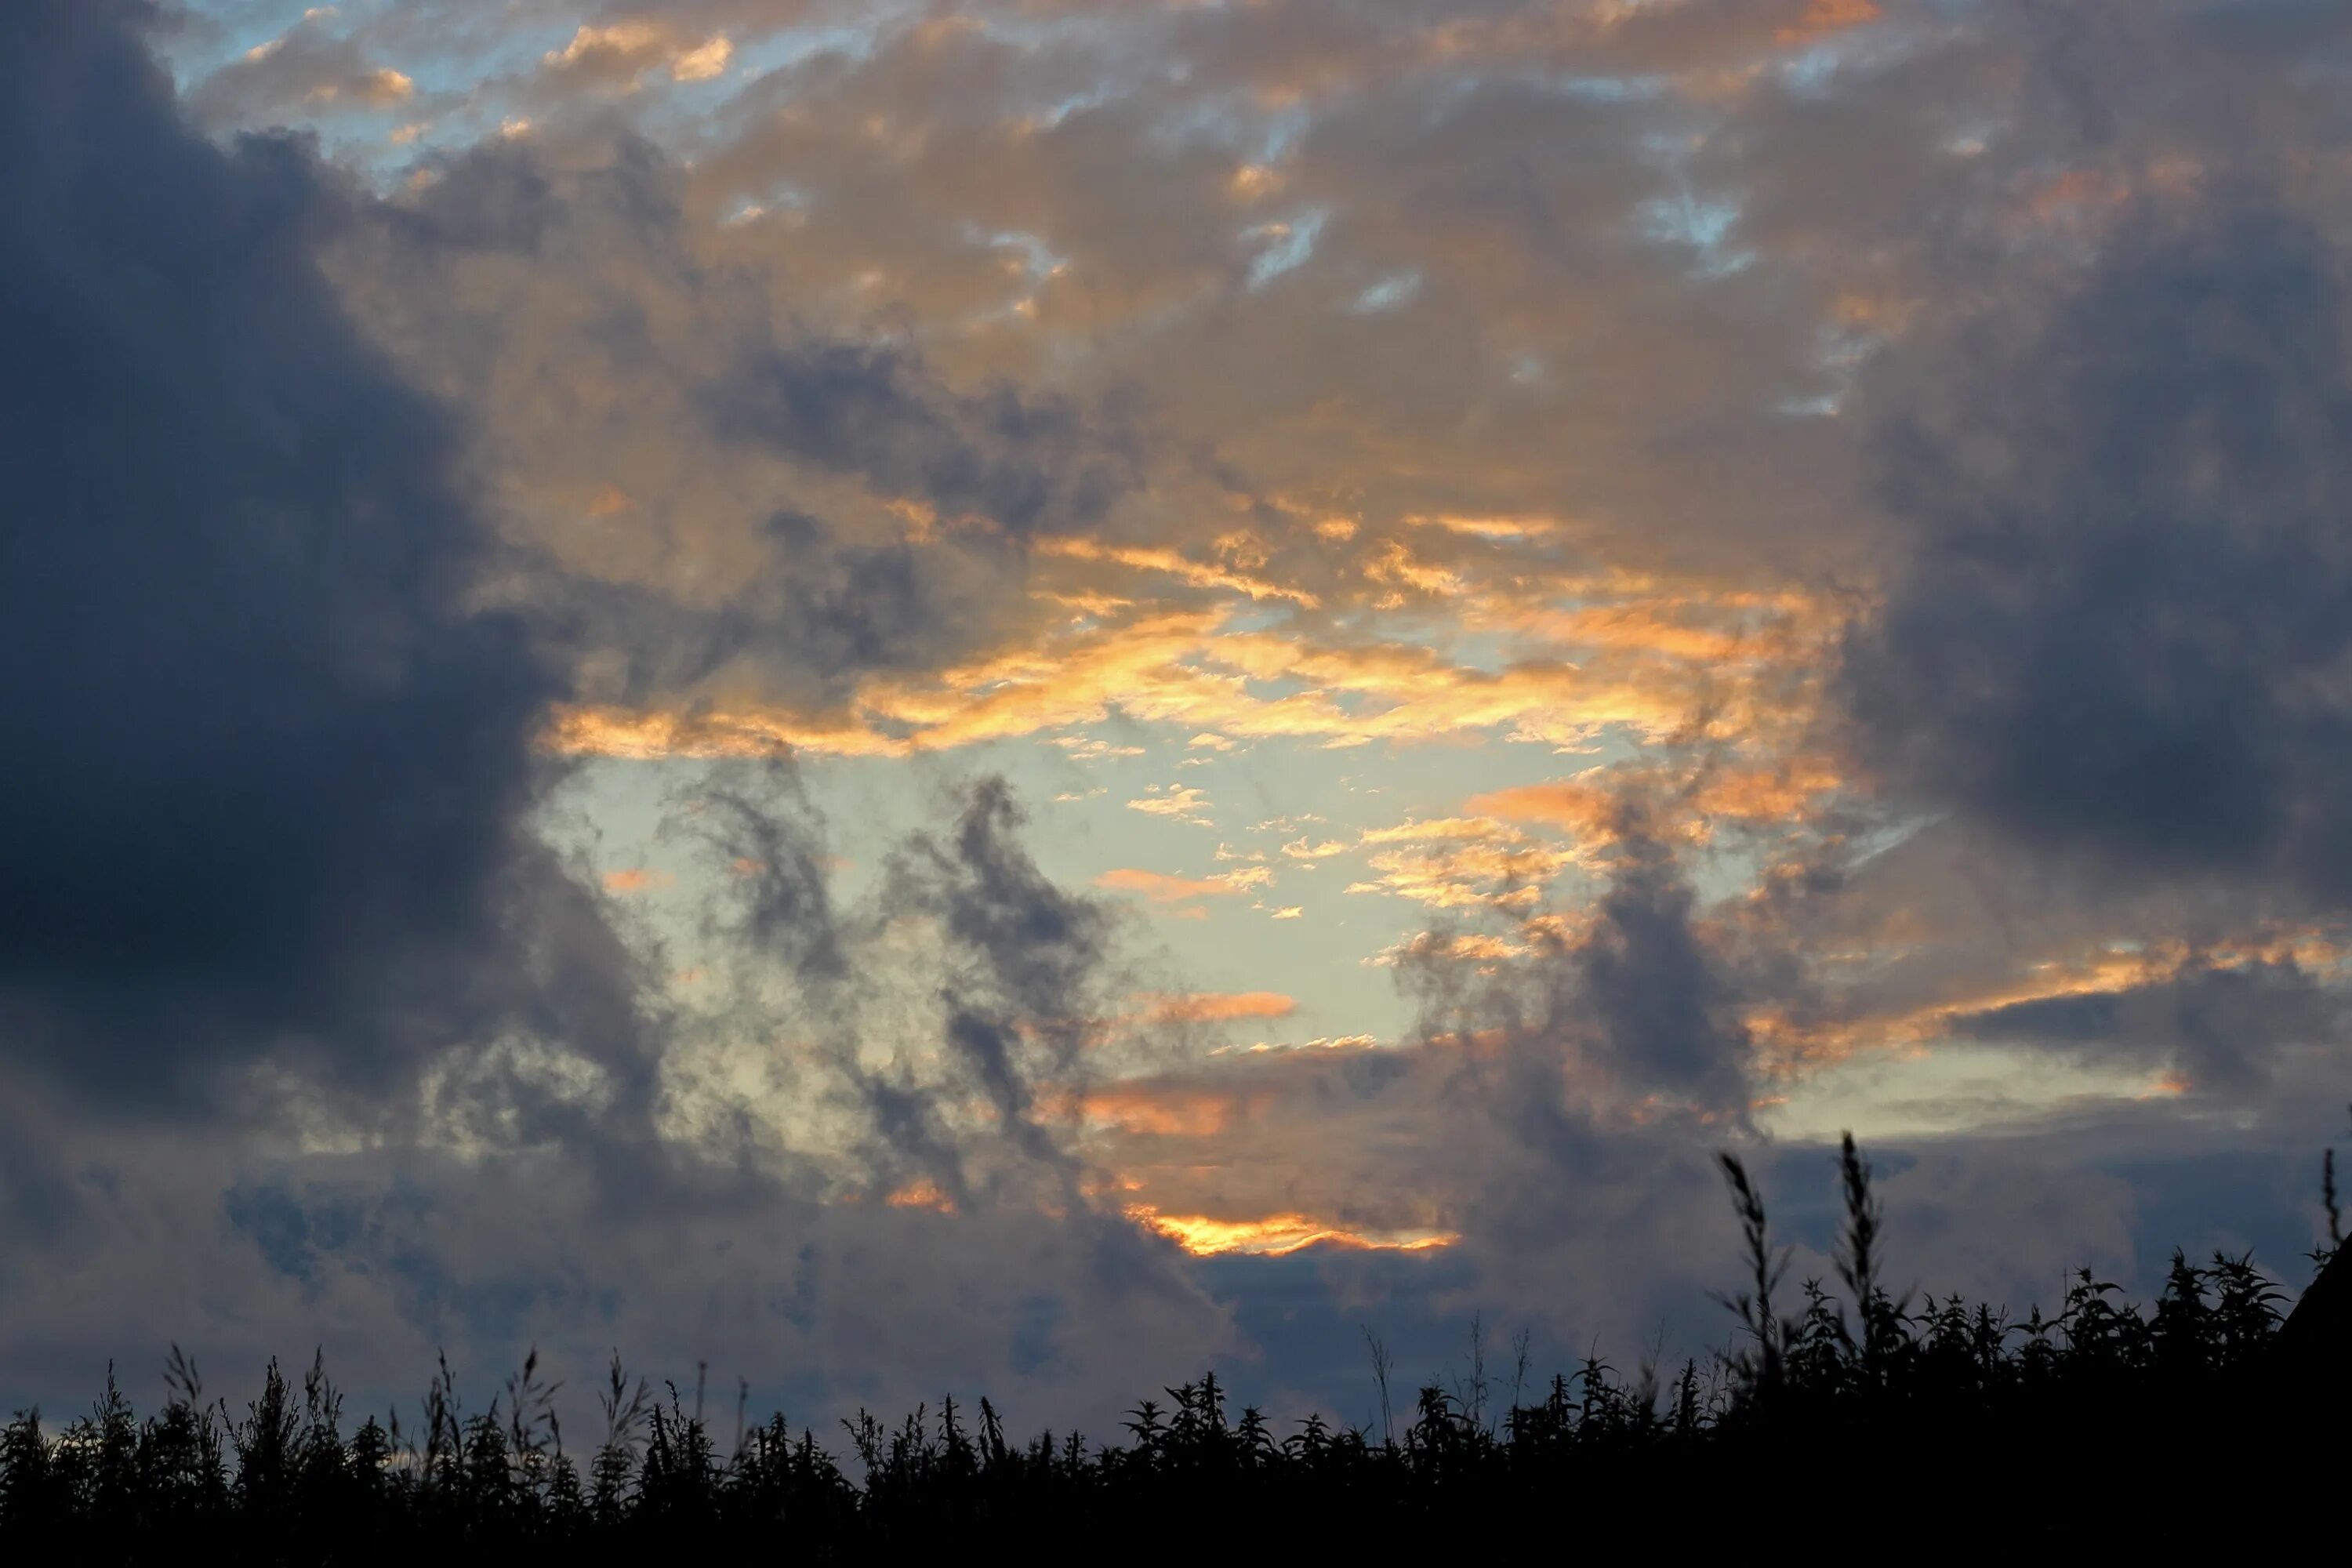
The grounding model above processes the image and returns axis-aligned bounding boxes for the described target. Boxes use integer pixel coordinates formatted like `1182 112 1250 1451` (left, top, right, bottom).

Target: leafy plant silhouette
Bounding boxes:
2 1131 2340 1559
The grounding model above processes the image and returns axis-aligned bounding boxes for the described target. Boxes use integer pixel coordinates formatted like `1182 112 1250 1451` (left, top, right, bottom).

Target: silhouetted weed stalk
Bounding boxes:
3 1129 2342 1555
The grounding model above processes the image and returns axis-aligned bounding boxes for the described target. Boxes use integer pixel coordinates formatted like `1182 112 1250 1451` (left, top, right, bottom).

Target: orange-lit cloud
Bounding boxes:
543 572 1760 763
1744 928 2352 1076
1465 782 1621 837
1036 535 1319 607
1094 866 1271 902
1347 817 1581 909
1776 0 1882 48
1134 990 1299 1025
1214 1033 1377 1056
1080 1085 1247 1138
543 21 735 87
883 1178 957 1214
1126 785 1214 825
1126 1204 1457 1258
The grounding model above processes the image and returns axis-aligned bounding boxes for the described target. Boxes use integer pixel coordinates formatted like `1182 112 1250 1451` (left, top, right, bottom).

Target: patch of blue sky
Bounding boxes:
160 5 537 170
1418 625 1518 677
725 19 891 82
397 18 574 100
720 183 811 227
1023 87 1123 133
1777 43 1847 98
1637 191 1755 279
1348 270 1422 314
1646 191 1734 249
977 0 1134 55
1545 72 1670 104
538 701 1684 1075
974 227 1069 281
1940 119 1998 159
1219 598 1327 638
1345 611 1524 677
1247 209 1326 289
1011 738 1422 1046
1250 103 1313 168
1635 125 1701 162
1759 1039 2186 1144
164 0 338 82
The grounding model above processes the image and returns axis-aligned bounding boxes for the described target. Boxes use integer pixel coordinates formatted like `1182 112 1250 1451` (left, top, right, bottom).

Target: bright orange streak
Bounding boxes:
884 1178 957 1214
1126 1204 1457 1258
1133 991 1299 1024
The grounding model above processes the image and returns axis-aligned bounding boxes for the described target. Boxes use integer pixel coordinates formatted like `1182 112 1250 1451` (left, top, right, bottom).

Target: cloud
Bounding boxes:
0 1087 1234 1438
1036 536 1319 607
1468 780 1621 838
1948 956 2347 1099
1402 796 1765 1121
187 13 418 125
1843 196 2352 907
1134 991 1299 1025
705 344 1138 540
540 22 735 91
868 778 1123 1204
1125 785 1214 826
1094 867 1269 902
328 131 1157 723
1125 1205 1456 1259
544 590 1743 763
1348 816 1581 910
0 0 655 1124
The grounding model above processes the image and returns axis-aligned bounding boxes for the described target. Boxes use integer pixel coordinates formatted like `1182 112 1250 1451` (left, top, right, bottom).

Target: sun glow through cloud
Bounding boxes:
1126 1206 1459 1258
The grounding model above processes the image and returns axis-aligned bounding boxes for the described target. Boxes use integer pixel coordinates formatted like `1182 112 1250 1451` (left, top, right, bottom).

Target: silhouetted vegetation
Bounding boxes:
4 1131 2343 1560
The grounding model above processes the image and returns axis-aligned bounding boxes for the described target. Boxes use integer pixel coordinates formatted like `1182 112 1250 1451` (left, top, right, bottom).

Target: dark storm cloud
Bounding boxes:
1843 195 2352 905
0 1 651 1116
2184 0 2352 62
705 342 1139 539
1950 956 2347 1096
524 510 1028 712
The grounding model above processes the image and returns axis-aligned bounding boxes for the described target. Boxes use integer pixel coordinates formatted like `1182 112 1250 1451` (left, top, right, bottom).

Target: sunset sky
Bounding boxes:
7 0 2352 1432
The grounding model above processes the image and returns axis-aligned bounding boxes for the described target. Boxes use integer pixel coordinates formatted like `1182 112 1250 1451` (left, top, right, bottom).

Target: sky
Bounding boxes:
5 0 2352 1438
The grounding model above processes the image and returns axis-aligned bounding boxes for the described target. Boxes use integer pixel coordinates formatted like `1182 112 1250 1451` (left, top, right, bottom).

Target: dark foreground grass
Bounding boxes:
5 1134 2346 1562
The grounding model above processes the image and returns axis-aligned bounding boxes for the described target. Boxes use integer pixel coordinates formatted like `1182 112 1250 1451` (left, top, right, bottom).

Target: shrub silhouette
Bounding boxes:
2 1131 2344 1559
